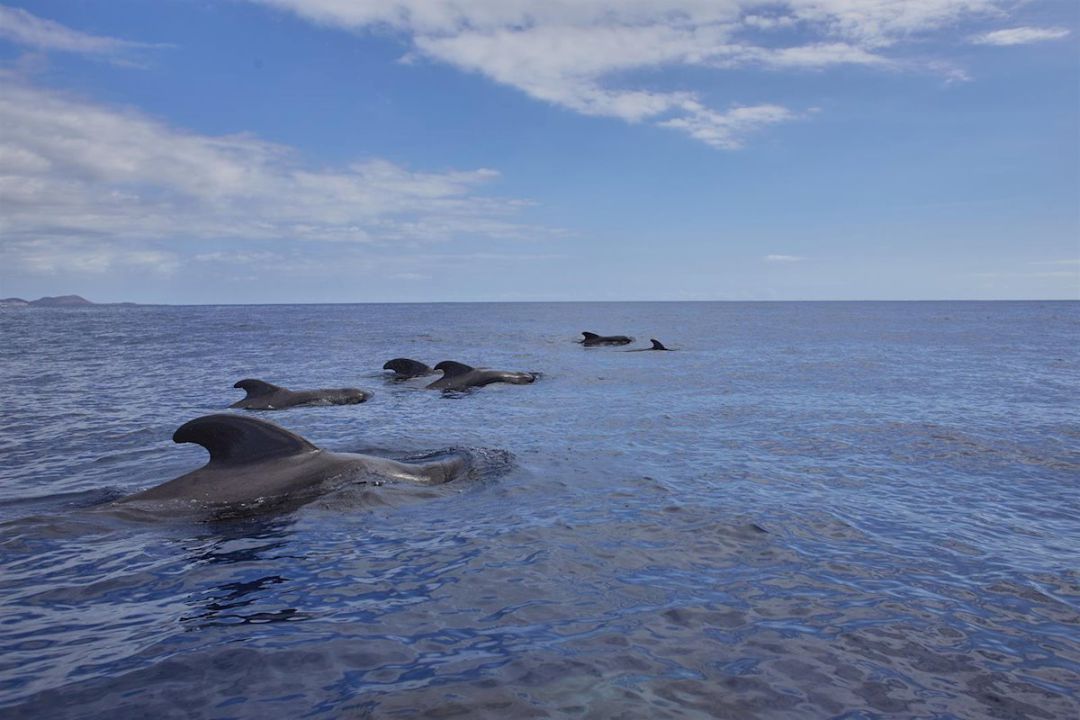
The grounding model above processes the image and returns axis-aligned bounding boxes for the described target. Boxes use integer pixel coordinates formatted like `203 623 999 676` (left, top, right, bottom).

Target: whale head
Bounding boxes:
383 358 432 378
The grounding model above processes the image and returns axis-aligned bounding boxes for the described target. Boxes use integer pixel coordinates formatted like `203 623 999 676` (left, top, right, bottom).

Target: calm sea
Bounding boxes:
0 302 1077 718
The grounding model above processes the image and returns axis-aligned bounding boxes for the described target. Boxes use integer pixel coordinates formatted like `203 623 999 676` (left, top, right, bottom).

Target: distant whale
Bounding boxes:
230 379 370 410
113 414 470 518
627 339 673 351
382 358 435 380
578 331 633 347
426 361 537 391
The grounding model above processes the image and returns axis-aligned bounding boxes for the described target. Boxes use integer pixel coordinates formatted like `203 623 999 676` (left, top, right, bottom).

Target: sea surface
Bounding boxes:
0 301 1077 719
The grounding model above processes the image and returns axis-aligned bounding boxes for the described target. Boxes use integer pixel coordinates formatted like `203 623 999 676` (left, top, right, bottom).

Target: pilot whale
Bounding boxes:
230 379 370 410
426 361 537 391
627 339 673 351
578 331 633 347
383 358 436 380
113 414 469 519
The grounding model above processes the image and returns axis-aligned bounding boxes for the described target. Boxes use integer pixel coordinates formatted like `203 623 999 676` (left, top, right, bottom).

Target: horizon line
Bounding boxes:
4 298 1078 307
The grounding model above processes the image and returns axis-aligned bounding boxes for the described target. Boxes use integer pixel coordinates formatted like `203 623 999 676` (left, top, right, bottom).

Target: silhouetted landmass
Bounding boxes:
30 295 94 307
0 295 137 307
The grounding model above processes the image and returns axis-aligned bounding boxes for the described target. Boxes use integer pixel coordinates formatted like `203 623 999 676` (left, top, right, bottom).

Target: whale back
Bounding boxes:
383 358 432 376
173 414 318 467
233 378 282 398
433 361 475 378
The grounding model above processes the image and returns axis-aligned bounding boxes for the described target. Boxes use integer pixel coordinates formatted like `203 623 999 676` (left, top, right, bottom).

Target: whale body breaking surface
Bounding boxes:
578 331 633 346
426 361 538 391
382 358 436 380
112 414 476 519
230 379 371 410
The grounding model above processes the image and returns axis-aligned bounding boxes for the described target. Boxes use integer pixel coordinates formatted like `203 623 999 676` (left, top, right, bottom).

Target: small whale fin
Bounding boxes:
173 414 318 467
581 332 600 340
233 379 282 398
650 339 668 350
434 361 475 378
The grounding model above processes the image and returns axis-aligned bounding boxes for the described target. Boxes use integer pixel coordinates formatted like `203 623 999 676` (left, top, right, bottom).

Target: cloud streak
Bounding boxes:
250 0 1043 148
972 26 1071 46
0 4 159 60
0 78 546 276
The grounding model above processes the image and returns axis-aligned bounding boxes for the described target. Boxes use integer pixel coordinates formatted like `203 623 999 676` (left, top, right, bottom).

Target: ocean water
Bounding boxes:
0 301 1077 719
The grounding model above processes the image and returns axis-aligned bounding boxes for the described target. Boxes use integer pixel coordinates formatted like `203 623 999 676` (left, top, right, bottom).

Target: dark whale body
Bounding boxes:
426 361 537 391
627 339 673 352
579 331 633 347
230 379 370 410
383 358 435 380
113 414 468 519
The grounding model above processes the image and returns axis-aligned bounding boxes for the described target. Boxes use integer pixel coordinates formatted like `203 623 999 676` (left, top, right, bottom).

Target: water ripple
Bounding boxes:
0 302 1077 718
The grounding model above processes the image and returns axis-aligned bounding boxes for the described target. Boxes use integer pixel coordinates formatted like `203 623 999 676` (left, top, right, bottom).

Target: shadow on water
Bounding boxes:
176 517 311 628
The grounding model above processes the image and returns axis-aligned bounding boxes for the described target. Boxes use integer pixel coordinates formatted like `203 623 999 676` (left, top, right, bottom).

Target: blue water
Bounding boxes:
0 301 1077 718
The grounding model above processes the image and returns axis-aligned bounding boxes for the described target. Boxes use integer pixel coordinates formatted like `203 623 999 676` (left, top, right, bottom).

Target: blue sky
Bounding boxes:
0 0 1076 303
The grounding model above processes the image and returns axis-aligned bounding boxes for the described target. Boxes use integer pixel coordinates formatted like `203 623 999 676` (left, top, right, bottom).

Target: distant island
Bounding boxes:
0 295 136 307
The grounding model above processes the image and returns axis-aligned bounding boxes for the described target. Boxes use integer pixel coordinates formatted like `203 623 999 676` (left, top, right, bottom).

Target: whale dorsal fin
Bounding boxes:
234 378 282 398
650 339 667 350
383 358 431 374
434 361 474 378
581 332 600 340
173 414 318 467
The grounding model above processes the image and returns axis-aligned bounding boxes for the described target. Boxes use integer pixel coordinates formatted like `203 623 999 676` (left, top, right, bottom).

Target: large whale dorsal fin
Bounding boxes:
650 339 668 350
434 361 474 378
234 378 282 398
173 414 318 466
581 332 600 340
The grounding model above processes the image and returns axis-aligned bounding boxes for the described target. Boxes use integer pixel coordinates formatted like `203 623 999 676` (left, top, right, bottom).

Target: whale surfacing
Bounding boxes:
383 358 435 380
231 379 370 410
114 414 470 518
579 331 633 347
426 361 537 391
627 339 673 351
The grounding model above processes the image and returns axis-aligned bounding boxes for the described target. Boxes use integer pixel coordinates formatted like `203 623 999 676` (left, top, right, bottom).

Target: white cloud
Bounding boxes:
660 103 797 149
250 0 1037 148
193 250 282 265
972 26 1071 46
785 0 1001 48
742 14 797 30
8 237 181 275
0 5 156 59
746 42 892 70
254 1 1004 43
255 1 744 35
412 23 716 122
0 78 545 275
765 254 804 262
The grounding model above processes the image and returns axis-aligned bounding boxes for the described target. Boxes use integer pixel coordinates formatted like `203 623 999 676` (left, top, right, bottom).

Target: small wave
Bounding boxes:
0 487 124 515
